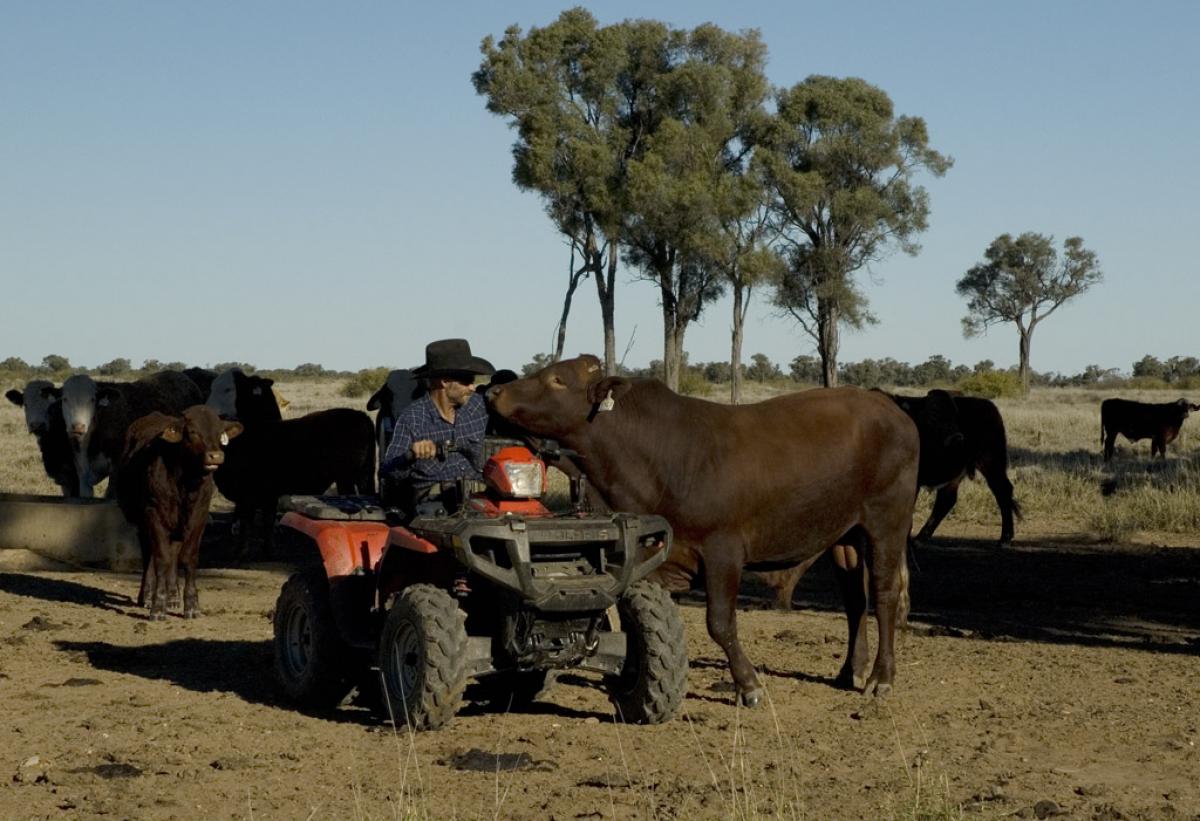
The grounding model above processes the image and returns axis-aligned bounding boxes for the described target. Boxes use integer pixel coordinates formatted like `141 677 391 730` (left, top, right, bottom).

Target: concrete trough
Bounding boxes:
0 493 140 572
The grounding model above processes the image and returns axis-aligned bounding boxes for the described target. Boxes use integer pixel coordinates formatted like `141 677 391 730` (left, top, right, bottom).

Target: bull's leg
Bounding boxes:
863 531 908 698
179 539 201 619
702 548 762 706
1152 435 1165 459
136 524 153 607
983 469 1017 545
150 542 178 620
1103 432 1117 462
831 549 870 690
915 478 961 542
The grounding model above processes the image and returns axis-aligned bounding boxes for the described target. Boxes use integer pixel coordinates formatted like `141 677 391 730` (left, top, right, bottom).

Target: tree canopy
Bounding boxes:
956 232 1102 391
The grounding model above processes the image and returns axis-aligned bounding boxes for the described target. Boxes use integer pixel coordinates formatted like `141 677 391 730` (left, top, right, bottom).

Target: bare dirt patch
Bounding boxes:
1 523 1197 819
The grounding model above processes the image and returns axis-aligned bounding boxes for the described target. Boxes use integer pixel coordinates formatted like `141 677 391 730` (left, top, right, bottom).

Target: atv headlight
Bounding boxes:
502 461 544 498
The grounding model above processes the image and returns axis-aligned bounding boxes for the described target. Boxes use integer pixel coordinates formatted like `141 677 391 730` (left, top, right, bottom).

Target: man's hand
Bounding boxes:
410 439 437 460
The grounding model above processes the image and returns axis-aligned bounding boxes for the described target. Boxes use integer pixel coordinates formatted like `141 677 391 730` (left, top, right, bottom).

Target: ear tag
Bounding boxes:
220 433 229 446
252 387 262 396
99 397 110 407
599 390 615 412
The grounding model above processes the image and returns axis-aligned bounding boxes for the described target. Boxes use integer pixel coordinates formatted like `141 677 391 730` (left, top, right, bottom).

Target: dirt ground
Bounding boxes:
1 522 1197 820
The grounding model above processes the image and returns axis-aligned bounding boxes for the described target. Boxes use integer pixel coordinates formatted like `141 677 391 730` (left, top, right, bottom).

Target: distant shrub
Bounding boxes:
957 370 1024 399
341 367 391 399
677 369 712 397
1126 376 1170 390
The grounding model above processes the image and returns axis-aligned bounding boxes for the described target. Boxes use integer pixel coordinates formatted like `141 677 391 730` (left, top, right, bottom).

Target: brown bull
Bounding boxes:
487 355 919 706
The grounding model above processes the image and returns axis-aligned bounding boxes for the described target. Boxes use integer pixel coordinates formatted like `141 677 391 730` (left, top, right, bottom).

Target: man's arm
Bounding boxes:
380 418 416 483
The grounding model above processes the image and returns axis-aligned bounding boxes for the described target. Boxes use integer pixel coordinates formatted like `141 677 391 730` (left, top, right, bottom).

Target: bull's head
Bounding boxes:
486 355 632 439
60 374 116 442
125 406 243 471
6 380 60 435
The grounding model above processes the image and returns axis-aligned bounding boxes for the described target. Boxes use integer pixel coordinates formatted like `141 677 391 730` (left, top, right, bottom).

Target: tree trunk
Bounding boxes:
730 281 748 404
1018 325 1033 394
817 297 840 388
595 242 618 376
553 246 582 363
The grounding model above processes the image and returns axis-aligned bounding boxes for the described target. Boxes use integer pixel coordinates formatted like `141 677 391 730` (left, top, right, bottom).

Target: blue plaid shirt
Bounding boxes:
380 392 488 491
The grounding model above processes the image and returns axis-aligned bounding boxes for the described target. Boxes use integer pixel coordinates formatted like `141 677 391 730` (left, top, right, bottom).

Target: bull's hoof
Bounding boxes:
998 538 1013 548
835 668 866 691
150 610 167 622
738 688 765 708
183 608 200 620
863 678 892 698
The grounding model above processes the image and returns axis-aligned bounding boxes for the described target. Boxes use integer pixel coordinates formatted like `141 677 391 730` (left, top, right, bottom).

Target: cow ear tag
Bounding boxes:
99 396 110 408
599 390 615 412
220 433 229 446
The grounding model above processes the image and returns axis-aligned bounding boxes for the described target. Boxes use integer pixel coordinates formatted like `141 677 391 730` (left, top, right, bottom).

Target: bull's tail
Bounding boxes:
1100 414 1106 454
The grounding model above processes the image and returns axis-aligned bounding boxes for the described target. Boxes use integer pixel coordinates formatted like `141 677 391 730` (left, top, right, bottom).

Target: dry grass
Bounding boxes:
2 379 1197 543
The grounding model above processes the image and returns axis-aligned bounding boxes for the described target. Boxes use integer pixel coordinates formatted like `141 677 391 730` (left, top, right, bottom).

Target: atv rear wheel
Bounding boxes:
273 569 357 709
605 581 687 724
377 584 469 731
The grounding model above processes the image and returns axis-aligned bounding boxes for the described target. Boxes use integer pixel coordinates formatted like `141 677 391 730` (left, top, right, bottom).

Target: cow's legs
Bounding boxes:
1152 435 1166 459
179 537 202 619
862 530 907 697
915 478 961 542
1103 431 1118 462
982 468 1017 545
702 546 762 706
150 538 179 620
831 546 870 690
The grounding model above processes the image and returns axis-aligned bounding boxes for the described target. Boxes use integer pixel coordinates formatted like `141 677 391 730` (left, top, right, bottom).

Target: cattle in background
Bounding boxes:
59 371 203 498
182 367 217 399
117 407 243 619
206 368 283 425
488 355 918 705
893 390 1020 546
1101 397 1199 461
366 368 423 461
212 374 375 555
6 382 78 496
6 379 58 435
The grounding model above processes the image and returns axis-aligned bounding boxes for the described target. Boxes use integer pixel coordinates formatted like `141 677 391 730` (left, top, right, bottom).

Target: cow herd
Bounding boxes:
3 364 1197 701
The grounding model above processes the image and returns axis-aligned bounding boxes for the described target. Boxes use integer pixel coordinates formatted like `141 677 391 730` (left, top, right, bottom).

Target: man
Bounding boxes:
380 339 494 516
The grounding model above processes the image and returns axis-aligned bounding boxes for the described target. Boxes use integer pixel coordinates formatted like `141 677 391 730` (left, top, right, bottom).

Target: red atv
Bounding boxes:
270 440 687 730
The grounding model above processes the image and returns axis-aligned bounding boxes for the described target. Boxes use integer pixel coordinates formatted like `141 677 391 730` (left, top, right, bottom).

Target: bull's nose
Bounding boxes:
205 451 224 467
69 425 87 437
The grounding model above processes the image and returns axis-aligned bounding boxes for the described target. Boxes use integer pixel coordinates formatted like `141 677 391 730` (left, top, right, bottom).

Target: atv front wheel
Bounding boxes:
273 569 357 709
605 581 687 724
377 584 469 731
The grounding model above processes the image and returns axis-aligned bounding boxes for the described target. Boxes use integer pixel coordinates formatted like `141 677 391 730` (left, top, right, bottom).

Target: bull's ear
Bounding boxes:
5 389 22 406
123 412 184 460
586 377 632 405
43 385 62 399
222 421 244 443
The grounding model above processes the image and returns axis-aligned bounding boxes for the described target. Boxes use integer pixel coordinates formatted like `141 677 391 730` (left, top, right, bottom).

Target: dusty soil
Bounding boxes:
1 523 1198 820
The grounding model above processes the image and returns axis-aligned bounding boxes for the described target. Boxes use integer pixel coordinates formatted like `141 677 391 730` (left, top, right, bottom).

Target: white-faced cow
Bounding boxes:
206 368 283 426
6 381 78 496
487 355 919 706
117 406 243 619
1101 398 1199 462
60 372 203 498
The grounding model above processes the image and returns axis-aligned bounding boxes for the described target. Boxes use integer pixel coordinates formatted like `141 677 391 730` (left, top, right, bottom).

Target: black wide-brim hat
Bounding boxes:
412 338 495 379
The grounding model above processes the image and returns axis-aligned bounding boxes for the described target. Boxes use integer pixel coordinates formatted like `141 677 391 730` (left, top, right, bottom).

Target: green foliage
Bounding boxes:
521 353 553 377
956 370 1024 399
759 75 952 385
340 367 391 399
0 356 30 372
96 358 131 376
212 361 255 374
41 354 70 373
745 352 780 383
789 355 822 383
676 367 711 396
292 363 326 377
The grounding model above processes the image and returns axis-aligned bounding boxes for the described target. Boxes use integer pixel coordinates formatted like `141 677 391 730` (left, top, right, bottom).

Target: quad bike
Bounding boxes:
270 439 687 730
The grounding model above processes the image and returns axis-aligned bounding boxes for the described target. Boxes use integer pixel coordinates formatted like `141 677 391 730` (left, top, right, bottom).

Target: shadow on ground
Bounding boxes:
728 537 1200 656
0 572 134 613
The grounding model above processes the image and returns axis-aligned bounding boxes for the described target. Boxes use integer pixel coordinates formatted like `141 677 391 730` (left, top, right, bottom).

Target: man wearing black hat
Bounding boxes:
380 339 495 517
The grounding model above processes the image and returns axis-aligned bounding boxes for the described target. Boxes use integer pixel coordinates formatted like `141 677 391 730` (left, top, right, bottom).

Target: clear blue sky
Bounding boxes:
2 2 1196 376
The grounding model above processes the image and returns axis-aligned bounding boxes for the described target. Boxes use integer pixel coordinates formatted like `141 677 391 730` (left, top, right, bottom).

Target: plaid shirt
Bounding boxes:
380 392 487 491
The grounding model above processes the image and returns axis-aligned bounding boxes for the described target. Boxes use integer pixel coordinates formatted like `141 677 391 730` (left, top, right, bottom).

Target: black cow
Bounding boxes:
1101 397 1199 461
6 381 78 496
366 368 423 462
891 390 1021 546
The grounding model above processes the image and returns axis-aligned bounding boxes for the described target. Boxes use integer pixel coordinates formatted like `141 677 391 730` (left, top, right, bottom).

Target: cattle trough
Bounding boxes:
0 493 140 572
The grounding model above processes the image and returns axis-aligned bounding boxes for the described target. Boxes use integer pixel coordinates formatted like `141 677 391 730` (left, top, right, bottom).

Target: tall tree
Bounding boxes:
757 76 952 387
474 9 643 375
956 232 1102 392
622 23 770 391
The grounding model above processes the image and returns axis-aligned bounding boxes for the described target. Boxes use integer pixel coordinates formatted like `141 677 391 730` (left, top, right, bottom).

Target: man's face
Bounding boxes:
442 374 477 408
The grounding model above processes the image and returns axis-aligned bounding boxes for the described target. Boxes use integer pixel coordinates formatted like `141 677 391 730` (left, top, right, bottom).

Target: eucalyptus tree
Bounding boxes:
757 76 952 387
621 23 771 391
956 232 1102 392
475 8 644 374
